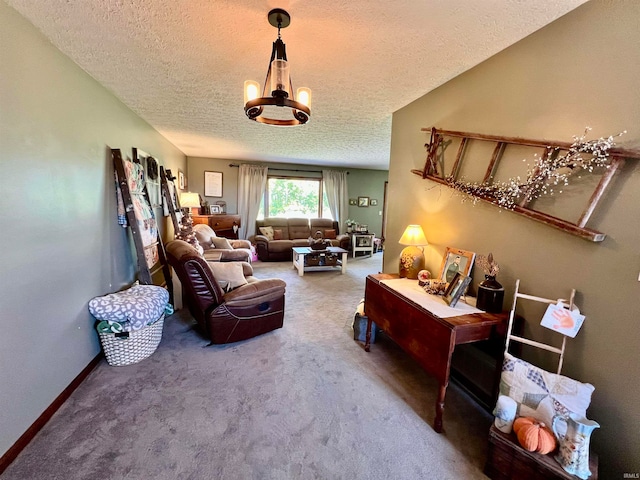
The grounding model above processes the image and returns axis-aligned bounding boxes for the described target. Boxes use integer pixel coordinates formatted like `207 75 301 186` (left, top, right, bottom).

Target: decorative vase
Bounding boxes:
476 275 504 313
553 413 600 479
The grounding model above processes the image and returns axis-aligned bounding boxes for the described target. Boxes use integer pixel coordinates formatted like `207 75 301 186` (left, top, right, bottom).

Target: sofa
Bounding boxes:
193 223 252 262
166 239 286 344
254 218 350 261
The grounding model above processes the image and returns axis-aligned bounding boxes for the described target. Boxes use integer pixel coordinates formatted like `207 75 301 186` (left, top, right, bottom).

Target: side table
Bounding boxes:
351 233 375 258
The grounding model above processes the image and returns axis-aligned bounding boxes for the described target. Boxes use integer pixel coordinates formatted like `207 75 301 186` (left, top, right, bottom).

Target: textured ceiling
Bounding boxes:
6 0 588 169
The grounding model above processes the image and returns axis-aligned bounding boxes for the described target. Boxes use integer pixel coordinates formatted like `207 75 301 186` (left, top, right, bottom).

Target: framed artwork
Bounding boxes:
133 147 162 210
204 171 223 197
370 199 378 206
443 272 472 307
438 247 476 283
178 169 186 190
358 196 370 207
349 198 357 206
210 204 222 214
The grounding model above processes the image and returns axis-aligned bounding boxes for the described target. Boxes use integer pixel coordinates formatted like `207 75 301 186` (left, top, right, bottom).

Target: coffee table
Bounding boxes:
292 246 348 277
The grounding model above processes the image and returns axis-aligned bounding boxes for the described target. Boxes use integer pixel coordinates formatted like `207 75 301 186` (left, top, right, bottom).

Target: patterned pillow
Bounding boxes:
499 352 594 432
259 226 274 241
324 229 337 239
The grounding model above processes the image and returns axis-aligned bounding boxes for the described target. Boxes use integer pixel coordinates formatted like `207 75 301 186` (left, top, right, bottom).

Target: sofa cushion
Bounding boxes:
288 218 311 239
268 240 294 253
259 226 274 241
292 239 309 247
211 237 233 250
324 229 337 239
273 229 283 240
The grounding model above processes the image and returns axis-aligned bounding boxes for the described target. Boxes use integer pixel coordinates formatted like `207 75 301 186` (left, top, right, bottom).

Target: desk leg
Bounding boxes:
364 317 372 352
434 384 447 433
341 252 347 274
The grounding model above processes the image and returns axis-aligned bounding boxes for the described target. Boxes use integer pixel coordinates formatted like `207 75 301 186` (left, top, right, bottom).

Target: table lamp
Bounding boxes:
398 224 428 279
177 192 203 254
179 192 200 216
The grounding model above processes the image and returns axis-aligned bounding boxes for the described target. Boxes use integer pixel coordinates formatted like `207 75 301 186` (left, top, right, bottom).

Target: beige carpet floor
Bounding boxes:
2 253 492 479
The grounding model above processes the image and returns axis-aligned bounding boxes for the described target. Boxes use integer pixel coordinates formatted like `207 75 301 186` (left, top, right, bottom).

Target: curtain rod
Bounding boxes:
228 164 348 174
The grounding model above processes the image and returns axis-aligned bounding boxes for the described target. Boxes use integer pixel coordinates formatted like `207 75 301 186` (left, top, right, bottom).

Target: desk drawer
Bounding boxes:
192 215 241 239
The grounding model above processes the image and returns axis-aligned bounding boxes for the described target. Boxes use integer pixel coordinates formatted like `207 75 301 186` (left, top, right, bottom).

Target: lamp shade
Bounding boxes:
180 192 200 209
399 225 428 246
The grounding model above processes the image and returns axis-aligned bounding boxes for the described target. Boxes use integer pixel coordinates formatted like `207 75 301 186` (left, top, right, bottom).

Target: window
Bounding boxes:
258 176 332 219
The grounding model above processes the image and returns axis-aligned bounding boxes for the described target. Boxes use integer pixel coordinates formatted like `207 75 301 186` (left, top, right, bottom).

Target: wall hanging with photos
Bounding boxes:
412 127 640 242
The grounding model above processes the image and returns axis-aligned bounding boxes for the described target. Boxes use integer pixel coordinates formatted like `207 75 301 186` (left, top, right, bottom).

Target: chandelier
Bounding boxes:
244 9 311 126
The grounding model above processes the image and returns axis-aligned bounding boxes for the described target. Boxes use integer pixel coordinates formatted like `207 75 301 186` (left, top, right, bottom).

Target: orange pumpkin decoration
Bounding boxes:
513 416 557 454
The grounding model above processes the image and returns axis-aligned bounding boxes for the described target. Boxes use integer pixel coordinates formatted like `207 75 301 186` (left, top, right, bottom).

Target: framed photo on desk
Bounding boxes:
438 247 475 283
443 272 471 307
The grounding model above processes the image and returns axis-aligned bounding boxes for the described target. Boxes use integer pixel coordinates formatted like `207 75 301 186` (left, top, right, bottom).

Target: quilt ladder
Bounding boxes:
505 279 575 374
112 148 173 305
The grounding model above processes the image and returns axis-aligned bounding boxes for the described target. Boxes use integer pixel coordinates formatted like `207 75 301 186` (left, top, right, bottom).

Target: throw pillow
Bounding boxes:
208 262 248 290
324 229 337 239
498 352 594 433
273 229 283 240
259 226 274 241
211 237 233 250
194 229 213 250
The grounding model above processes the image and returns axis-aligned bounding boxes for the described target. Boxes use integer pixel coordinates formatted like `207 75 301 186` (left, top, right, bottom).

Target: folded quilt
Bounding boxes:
90 284 169 332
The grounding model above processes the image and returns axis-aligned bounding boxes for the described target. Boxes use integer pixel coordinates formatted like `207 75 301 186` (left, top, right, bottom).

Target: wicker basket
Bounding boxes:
324 253 338 266
98 314 165 366
305 254 321 266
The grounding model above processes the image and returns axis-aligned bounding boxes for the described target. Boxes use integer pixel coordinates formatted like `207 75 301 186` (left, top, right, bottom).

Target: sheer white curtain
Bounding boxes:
237 164 268 239
322 169 349 233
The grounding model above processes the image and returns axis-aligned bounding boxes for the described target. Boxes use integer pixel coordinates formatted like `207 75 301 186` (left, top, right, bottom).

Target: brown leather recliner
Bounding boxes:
165 239 286 344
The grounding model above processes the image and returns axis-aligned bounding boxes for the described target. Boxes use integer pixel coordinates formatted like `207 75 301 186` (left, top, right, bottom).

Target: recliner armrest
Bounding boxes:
230 239 251 249
254 234 269 244
223 279 286 307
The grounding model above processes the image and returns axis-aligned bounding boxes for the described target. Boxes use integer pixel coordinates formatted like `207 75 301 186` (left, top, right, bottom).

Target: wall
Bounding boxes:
0 2 186 459
386 0 639 476
187 157 388 235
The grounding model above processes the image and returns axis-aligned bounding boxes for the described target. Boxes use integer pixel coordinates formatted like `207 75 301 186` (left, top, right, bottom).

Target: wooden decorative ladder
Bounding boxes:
112 148 173 304
412 128 640 242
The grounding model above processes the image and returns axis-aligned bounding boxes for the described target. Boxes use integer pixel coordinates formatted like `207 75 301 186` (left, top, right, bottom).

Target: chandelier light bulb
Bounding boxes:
296 87 311 108
244 80 260 104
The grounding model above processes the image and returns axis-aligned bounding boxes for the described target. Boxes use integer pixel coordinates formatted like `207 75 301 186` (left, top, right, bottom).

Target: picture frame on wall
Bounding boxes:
358 196 370 207
443 272 472 307
349 198 357 205
204 171 223 197
370 199 378 206
438 247 476 283
178 169 186 190
133 147 162 210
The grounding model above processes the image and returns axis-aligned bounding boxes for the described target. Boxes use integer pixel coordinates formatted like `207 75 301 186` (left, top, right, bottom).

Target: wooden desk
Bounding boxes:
364 274 508 433
192 214 241 239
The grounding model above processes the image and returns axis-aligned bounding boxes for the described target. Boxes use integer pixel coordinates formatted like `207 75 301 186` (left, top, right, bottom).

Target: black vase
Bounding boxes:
477 275 504 313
